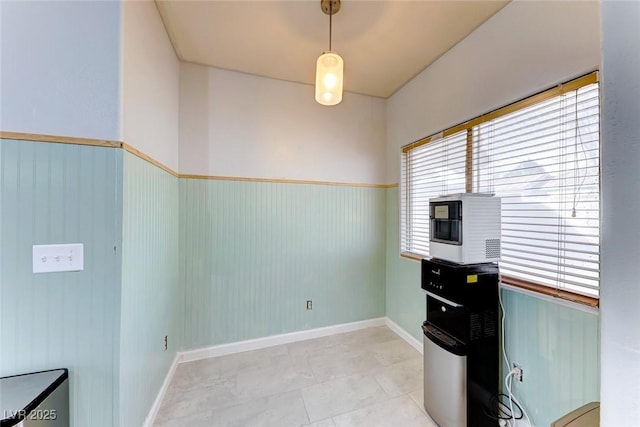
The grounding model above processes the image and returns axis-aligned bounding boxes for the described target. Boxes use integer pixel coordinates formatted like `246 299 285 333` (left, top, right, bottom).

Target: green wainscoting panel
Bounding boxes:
384 186 424 341
501 288 600 426
0 139 123 427
120 151 181 427
180 178 386 349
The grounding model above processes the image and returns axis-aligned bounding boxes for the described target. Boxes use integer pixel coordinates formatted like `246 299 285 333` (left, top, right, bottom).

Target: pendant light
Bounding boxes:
315 0 343 106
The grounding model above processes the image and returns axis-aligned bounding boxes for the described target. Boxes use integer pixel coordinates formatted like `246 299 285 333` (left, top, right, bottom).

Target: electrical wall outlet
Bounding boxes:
512 362 523 382
306 300 312 310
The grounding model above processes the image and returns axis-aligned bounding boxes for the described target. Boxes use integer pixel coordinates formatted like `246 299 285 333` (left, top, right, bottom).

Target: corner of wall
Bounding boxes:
117 0 125 143
121 0 180 172
112 147 125 427
119 151 181 427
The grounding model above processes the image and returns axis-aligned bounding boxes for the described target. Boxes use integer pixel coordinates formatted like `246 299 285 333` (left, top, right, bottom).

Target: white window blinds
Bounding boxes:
401 131 467 256
400 73 600 300
473 83 600 297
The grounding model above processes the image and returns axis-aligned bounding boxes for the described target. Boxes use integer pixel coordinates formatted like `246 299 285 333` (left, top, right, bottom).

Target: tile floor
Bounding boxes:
154 326 438 427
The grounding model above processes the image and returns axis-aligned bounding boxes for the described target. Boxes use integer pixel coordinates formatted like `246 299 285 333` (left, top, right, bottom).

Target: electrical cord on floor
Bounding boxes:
499 285 533 426
488 393 524 420
483 392 524 422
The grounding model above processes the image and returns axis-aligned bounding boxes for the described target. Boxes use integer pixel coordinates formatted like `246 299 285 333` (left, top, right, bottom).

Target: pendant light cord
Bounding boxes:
329 1 333 51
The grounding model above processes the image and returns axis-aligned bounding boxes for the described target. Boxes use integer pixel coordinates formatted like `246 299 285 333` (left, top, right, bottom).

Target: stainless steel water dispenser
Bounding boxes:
422 258 499 427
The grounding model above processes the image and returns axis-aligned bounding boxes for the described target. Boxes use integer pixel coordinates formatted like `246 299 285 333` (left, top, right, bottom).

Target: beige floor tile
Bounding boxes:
307 419 336 427
332 395 437 427
153 410 215 427
408 388 440 425
155 377 248 421
207 389 309 427
368 338 422 366
166 344 292 396
408 387 424 409
156 349 312 421
161 370 237 403
287 335 344 360
290 342 355 365
157 389 310 427
235 356 317 399
332 327 400 349
202 344 292 377
301 373 388 422
307 346 383 383
373 358 423 397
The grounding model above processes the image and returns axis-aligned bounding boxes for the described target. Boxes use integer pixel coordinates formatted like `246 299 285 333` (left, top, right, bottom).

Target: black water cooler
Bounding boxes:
422 257 499 427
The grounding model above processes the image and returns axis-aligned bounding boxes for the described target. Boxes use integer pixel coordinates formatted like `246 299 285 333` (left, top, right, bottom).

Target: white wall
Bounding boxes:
0 0 121 140
386 0 600 183
600 0 640 423
121 0 179 171
179 63 387 184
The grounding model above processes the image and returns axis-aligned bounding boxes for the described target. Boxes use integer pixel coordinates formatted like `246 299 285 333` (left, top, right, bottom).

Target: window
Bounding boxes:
400 72 600 304
400 131 467 256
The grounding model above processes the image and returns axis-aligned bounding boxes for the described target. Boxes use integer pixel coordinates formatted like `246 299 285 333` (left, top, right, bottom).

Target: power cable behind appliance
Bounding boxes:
499 282 533 426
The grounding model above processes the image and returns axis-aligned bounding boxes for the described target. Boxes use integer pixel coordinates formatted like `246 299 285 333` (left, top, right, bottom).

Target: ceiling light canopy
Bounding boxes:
315 0 343 106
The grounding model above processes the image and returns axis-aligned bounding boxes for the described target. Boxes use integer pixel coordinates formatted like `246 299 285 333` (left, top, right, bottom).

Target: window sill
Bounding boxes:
400 252 424 261
500 275 599 309
500 282 599 315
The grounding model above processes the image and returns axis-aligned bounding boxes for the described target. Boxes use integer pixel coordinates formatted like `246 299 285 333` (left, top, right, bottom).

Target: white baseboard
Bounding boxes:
384 317 423 354
178 317 387 363
143 353 180 427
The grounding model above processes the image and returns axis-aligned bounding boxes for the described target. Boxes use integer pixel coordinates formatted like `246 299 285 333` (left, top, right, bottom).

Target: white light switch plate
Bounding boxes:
33 244 84 273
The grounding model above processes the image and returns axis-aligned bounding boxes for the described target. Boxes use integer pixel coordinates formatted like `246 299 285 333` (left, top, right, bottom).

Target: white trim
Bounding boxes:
143 353 180 427
500 283 599 315
177 317 386 363
384 317 423 354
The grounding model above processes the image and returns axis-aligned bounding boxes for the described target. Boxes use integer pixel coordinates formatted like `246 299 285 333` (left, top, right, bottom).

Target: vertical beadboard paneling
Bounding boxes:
0 139 122 427
384 186 425 342
501 288 600 426
120 151 180 427
180 178 386 349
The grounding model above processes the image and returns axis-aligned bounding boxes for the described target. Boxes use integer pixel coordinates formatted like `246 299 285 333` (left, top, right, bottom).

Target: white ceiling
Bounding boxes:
156 0 509 98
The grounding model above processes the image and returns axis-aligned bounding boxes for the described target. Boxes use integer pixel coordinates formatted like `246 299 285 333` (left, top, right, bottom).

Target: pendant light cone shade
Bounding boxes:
315 52 343 106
